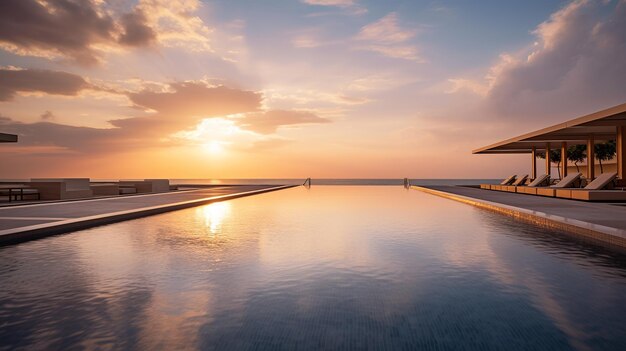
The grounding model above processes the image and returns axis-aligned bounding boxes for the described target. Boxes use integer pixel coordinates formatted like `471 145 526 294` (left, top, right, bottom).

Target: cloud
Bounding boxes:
448 0 626 120
128 82 261 120
354 13 421 61
0 116 120 153
40 111 55 121
234 110 331 134
0 0 211 65
301 0 367 16
302 0 355 5
444 78 489 96
0 80 330 154
118 9 157 47
0 0 118 65
0 113 196 154
232 137 293 152
0 80 263 153
0 68 90 101
263 87 370 107
136 0 214 52
356 13 416 43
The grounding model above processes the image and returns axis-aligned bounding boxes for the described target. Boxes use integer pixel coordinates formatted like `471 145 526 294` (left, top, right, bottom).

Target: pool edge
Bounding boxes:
0 185 298 246
411 185 626 251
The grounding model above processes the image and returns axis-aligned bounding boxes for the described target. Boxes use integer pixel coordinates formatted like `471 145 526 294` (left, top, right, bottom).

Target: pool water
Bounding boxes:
1 186 625 350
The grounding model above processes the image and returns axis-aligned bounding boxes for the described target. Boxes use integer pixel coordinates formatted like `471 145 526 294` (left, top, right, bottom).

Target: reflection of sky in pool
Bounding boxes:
1 186 625 350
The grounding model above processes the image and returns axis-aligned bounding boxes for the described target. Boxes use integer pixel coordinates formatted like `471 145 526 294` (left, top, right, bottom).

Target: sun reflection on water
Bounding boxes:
198 201 231 235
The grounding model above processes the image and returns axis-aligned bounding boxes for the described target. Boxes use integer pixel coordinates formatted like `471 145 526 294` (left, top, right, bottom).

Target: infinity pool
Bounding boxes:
1 186 625 350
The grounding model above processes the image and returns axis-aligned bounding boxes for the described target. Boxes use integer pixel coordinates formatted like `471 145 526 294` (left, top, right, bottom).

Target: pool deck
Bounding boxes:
412 185 626 250
0 185 295 245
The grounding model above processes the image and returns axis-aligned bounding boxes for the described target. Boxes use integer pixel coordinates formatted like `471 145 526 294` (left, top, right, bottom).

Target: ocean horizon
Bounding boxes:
2 178 502 186
168 178 501 186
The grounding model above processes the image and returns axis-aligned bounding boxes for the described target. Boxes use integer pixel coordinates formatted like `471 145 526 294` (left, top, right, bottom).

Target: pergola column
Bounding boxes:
531 146 537 180
561 141 567 178
587 136 595 180
545 142 551 176
618 126 626 180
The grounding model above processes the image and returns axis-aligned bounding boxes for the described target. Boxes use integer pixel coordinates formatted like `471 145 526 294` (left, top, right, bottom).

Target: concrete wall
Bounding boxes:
566 163 617 176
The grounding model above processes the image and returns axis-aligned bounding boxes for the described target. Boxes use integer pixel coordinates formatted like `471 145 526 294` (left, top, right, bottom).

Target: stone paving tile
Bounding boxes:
427 186 626 230
0 219 62 230
0 185 274 231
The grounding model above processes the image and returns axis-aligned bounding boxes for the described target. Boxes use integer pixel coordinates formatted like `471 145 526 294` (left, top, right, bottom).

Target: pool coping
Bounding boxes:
411 185 626 250
0 185 297 246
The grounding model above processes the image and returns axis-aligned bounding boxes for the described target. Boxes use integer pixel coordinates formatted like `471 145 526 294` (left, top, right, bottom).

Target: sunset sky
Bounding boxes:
1 0 625 179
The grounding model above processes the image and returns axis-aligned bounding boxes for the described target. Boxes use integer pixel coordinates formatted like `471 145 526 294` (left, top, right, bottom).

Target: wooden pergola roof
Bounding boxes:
473 103 626 154
0 133 18 143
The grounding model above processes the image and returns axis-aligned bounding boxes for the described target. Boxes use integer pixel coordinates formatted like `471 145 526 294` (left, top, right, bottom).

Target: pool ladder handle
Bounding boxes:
403 178 411 189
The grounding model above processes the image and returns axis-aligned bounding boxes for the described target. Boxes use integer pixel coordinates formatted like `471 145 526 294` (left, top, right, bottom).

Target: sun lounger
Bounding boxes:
501 175 529 192
512 175 528 186
500 175 517 186
517 174 550 195
480 175 522 192
582 172 617 190
493 175 517 191
556 172 621 201
536 173 582 197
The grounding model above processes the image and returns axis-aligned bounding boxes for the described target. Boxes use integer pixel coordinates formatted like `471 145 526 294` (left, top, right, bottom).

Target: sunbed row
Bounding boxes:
0 178 171 202
480 172 626 201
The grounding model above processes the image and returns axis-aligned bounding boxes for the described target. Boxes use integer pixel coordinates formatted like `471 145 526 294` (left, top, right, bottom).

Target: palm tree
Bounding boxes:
567 144 586 173
594 140 616 173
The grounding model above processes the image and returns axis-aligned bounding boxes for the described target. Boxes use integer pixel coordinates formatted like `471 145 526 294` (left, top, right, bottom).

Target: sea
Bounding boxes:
2 178 501 186
168 179 500 186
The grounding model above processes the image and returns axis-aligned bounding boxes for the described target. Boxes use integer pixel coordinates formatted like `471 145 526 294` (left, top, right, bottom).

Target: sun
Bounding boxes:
202 141 224 154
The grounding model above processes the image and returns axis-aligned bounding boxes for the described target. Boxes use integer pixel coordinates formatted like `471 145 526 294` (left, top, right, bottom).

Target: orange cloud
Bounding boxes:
234 110 331 134
128 82 261 118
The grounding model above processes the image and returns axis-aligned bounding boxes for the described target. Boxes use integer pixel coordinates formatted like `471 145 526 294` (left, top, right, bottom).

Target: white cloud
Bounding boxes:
354 13 422 61
302 0 355 6
446 0 626 120
355 13 416 43
137 0 214 52
301 0 367 16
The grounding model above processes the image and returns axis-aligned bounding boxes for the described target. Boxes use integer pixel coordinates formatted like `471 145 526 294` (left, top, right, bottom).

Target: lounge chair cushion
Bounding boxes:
500 175 517 185
551 173 582 188
512 175 528 186
584 172 617 190
527 174 550 187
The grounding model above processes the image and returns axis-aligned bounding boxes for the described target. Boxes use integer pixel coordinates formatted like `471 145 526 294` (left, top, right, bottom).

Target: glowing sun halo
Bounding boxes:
203 141 224 154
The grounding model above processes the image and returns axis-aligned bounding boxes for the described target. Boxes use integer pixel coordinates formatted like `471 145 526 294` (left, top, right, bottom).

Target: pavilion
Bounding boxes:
0 133 17 143
473 103 626 183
